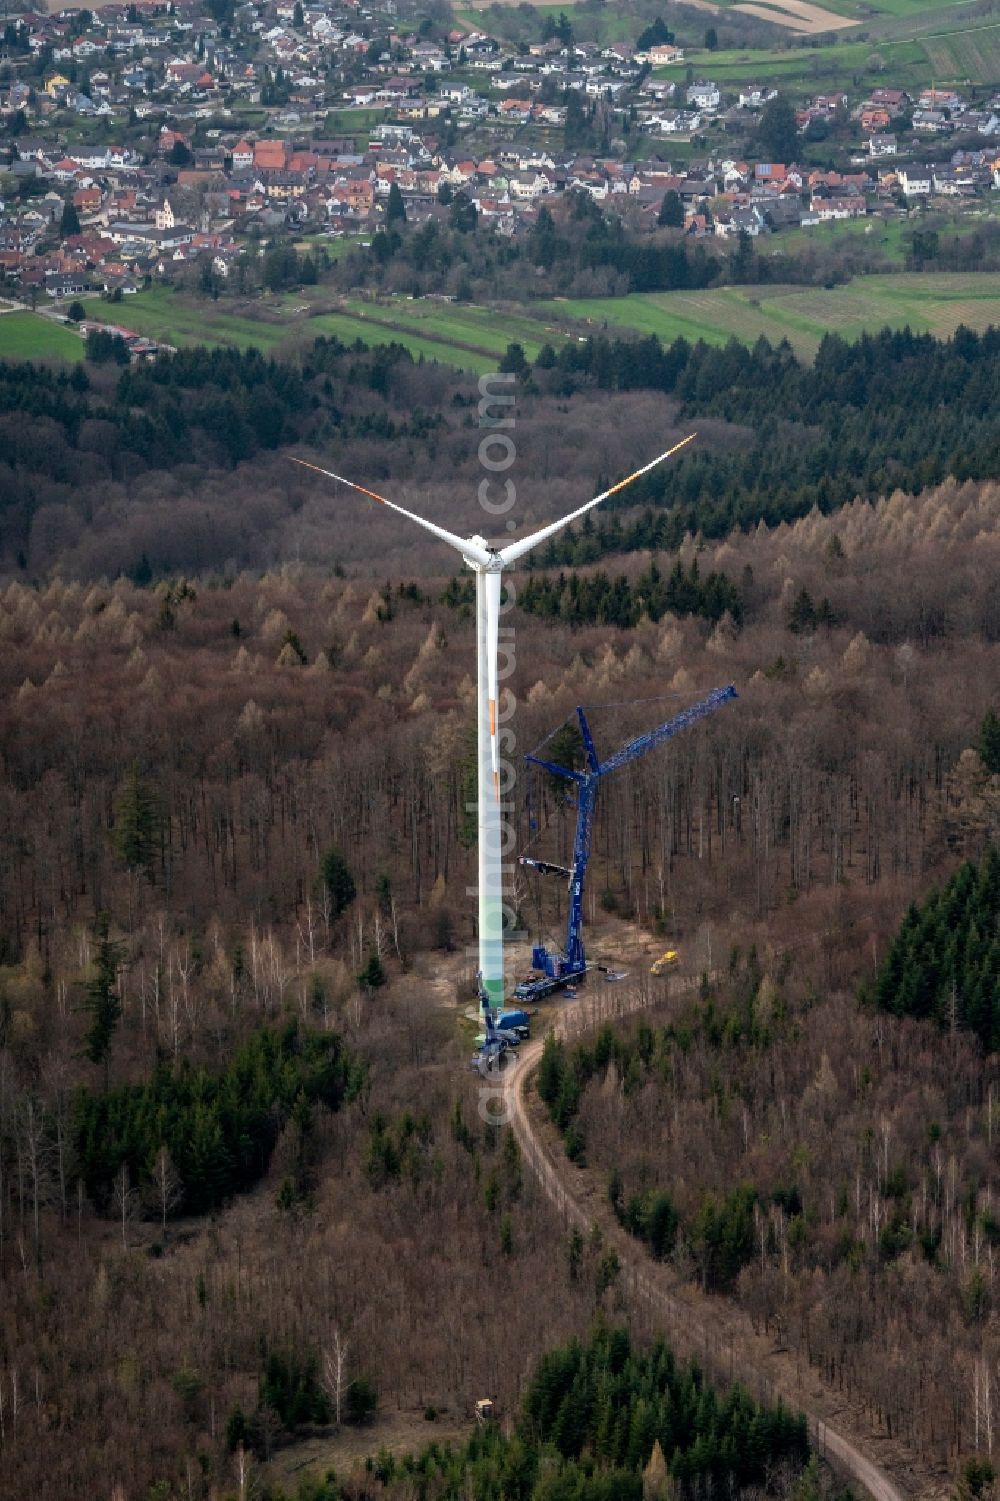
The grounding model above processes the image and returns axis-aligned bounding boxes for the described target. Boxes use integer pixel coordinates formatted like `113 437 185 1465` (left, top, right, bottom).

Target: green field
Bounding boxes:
655 35 935 89
453 2 636 44
776 213 909 262
749 0 988 16
86 288 293 352
336 295 569 362
291 234 365 260
57 271 1000 372
853 0 970 15
923 21 1000 82
295 307 498 372
322 108 386 136
84 287 502 374
647 0 1000 91
534 272 1000 359
0 312 85 362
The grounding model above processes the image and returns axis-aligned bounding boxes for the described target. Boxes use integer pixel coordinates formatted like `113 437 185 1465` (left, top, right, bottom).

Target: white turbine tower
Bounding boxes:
292 434 695 1015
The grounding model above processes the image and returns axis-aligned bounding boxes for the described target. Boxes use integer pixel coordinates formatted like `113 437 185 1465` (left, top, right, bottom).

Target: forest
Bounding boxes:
250 1327 820 1501
517 561 744 631
535 925 1000 1475
1 309 999 1499
526 324 1000 558
0 465 996 1494
9 320 1000 585
73 1016 364 1216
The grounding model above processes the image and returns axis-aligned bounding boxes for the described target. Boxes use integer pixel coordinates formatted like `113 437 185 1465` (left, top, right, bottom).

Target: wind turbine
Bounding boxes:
291 434 695 1018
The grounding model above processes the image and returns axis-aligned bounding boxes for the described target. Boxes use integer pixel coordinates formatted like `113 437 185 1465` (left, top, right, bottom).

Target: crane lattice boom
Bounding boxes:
515 685 737 1001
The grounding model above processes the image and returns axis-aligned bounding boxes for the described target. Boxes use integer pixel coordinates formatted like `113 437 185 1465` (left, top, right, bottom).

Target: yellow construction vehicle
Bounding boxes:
650 950 679 976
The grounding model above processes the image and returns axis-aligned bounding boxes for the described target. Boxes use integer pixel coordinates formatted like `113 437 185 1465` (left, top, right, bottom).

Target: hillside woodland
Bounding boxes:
539 910 1000 1476
1 321 1000 1499
9 324 1000 585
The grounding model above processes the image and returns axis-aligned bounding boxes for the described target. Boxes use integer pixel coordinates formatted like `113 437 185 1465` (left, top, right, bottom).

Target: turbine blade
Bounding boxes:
497 435 696 567
485 570 502 797
290 457 492 567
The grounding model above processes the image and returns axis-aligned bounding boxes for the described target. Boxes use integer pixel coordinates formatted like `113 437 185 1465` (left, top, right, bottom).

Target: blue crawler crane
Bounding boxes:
515 685 737 1003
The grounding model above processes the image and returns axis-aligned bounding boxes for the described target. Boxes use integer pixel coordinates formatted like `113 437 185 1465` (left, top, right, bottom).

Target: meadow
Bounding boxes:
653 36 930 91
84 287 293 353
648 0 1000 89
726 0 994 17
35 270 1000 373
80 286 500 372
0 311 85 361
532 271 1000 358
335 294 570 362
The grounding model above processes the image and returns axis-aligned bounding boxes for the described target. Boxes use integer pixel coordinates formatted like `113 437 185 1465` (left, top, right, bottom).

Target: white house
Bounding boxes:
686 80 720 110
738 85 775 109
898 164 932 196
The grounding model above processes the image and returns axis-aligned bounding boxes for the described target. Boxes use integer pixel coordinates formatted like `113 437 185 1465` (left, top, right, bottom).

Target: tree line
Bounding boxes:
7 318 1000 579
518 559 744 630
334 193 721 301
0 334 437 567
525 324 1000 562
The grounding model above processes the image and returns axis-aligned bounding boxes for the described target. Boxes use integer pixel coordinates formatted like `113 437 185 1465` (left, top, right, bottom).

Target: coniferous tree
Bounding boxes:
358 952 387 990
636 17 674 48
386 181 407 227
113 764 161 874
81 920 121 1089
60 199 81 236
758 94 799 163
869 848 1000 1048
979 709 1000 775
657 190 684 228
319 848 356 919
538 1033 565 1106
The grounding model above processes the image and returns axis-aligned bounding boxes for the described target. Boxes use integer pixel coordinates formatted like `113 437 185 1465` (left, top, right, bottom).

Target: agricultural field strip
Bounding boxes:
923 25 1000 80
730 0 857 32
337 296 566 358
303 307 497 371
530 274 1000 360
30 273 1000 370
650 5 1000 88
653 38 921 84
860 0 1000 41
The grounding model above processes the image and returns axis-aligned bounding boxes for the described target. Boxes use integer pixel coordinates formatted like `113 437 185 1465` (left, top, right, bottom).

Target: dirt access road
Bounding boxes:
498 986 948 1501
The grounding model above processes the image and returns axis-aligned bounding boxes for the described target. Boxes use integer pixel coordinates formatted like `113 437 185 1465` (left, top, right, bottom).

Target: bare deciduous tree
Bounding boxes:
150 1145 182 1234
112 1162 140 1252
322 1328 350 1428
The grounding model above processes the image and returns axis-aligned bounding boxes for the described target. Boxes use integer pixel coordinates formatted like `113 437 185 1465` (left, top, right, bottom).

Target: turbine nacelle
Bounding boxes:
463 536 501 571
